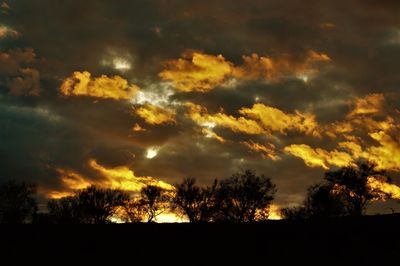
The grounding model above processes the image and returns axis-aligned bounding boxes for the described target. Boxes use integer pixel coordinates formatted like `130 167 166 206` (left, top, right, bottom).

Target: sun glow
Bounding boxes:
112 58 131 70
146 147 159 159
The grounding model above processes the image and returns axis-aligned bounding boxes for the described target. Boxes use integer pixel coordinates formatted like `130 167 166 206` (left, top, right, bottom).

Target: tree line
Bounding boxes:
0 162 394 224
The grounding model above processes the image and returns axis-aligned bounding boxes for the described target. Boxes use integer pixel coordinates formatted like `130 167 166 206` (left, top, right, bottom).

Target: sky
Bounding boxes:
1 0 400 216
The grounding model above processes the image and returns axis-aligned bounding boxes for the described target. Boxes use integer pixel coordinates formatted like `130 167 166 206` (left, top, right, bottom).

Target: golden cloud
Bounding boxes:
201 128 226 143
286 130 400 172
284 144 355 169
364 131 400 171
0 25 19 39
242 140 280 161
186 102 321 138
234 50 330 82
46 160 175 199
239 103 320 136
89 159 175 192
186 102 265 135
368 176 400 200
160 50 331 92
348 93 385 117
135 104 176 125
60 71 139 100
45 168 93 199
159 51 234 92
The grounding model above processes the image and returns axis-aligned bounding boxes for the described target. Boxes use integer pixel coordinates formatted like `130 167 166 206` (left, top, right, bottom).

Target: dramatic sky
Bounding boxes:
1 0 400 216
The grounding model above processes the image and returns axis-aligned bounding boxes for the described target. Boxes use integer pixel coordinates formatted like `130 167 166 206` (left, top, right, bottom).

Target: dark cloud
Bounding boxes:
1 0 400 213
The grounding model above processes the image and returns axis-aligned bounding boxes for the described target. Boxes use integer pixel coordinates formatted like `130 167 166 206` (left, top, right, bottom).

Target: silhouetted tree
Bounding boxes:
281 183 347 220
281 162 389 220
140 185 171 222
304 183 347 219
0 180 37 224
48 196 83 224
48 185 129 224
215 169 277 222
324 162 386 216
280 206 307 220
173 177 218 222
120 198 146 223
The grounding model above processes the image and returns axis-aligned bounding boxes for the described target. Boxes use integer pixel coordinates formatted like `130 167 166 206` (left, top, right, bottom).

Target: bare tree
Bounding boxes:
325 162 386 216
120 198 146 223
140 185 171 223
48 185 129 224
281 183 346 220
173 177 217 222
0 180 37 224
215 169 277 223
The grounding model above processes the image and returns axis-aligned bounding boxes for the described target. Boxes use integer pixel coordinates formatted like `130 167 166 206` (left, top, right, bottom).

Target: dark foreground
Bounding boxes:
1 215 400 264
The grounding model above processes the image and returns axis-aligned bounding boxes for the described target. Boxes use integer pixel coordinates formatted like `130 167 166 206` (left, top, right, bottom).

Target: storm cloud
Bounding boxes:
1 0 400 214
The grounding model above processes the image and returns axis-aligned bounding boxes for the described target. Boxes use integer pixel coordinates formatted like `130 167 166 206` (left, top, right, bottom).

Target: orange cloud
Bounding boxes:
234 50 330 82
364 131 400 171
159 51 234 92
338 141 363 158
284 144 354 169
286 130 400 172
0 25 19 39
45 168 93 199
186 102 321 137
186 102 265 135
348 93 385 117
160 50 331 92
135 104 176 125
325 121 354 138
89 159 175 192
201 128 226 143
60 71 139 100
242 140 280 160
239 103 320 136
132 123 147 132
368 176 400 200
56 168 92 190
46 160 175 199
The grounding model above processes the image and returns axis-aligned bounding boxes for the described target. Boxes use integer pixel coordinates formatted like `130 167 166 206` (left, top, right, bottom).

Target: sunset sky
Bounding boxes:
1 0 400 216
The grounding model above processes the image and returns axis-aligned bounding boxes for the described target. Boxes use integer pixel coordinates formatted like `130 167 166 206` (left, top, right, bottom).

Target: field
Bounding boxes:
1 215 399 263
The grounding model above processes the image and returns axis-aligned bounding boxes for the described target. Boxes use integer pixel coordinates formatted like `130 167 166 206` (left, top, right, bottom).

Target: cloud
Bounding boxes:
160 50 331 92
0 48 40 96
0 48 36 74
348 93 385 117
284 144 355 169
239 103 320 136
159 51 234 92
60 71 139 100
8 68 40 96
89 159 174 191
186 102 320 138
364 131 400 171
135 103 176 125
186 102 265 135
368 176 400 200
241 140 280 161
201 128 226 143
0 25 19 39
285 130 400 172
46 159 175 199
234 50 331 82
